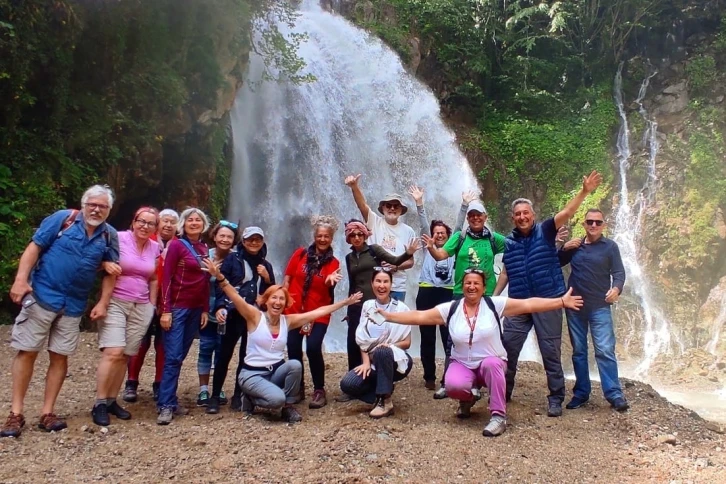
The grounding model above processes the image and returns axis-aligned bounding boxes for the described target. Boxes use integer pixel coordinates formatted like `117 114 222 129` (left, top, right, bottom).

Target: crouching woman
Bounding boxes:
379 269 583 437
340 268 413 419
203 259 361 423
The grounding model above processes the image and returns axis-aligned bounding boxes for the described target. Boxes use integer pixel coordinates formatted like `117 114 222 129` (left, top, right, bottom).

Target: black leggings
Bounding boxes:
416 286 454 384
287 322 329 390
346 304 363 371
211 311 248 398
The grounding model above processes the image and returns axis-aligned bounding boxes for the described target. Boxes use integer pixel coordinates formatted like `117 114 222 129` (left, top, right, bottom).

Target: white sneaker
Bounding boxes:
483 415 507 437
157 407 173 425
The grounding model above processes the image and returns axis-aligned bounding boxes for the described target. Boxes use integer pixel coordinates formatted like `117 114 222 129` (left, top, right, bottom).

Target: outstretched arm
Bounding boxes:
286 292 363 329
502 288 583 317
378 307 445 326
204 259 261 325
422 234 452 261
554 170 602 229
345 174 370 221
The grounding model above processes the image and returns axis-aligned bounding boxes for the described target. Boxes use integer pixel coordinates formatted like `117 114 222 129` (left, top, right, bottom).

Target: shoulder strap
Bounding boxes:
445 298 461 327
452 231 466 272
179 238 203 267
56 209 79 238
483 296 503 339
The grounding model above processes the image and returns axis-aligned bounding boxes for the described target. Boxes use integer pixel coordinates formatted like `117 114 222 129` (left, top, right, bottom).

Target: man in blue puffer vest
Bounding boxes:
493 171 602 417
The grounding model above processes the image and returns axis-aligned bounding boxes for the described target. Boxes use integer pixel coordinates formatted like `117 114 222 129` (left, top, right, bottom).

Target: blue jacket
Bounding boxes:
502 218 566 299
213 243 275 314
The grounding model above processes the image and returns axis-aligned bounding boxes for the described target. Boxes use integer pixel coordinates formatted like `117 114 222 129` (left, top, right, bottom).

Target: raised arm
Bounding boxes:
554 170 602 229
408 185 429 237
286 292 363 330
492 265 508 296
204 259 261 325
455 190 477 233
344 174 370 221
378 307 445 326
502 287 582 317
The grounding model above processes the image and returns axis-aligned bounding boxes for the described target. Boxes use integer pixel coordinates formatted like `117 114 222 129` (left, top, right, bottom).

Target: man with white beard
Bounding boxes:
344 174 416 301
2 185 120 437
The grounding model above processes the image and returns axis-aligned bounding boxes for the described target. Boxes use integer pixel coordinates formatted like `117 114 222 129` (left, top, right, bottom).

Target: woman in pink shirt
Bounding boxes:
157 208 210 425
92 207 160 426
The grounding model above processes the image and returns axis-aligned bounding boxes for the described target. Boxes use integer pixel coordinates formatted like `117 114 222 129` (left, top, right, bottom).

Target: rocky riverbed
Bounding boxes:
0 326 724 482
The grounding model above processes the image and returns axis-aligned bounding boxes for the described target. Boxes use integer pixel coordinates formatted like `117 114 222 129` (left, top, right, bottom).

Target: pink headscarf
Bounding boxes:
344 221 370 242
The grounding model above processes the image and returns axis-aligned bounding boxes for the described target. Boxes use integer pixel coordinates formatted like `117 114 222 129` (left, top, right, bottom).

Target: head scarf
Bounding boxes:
344 221 370 243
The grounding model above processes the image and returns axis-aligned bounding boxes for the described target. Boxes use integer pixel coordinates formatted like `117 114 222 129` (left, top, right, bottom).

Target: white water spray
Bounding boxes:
705 295 726 355
229 1 476 351
612 62 678 375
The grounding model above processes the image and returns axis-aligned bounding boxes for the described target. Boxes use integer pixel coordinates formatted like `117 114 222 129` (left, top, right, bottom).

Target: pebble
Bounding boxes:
366 454 378 461
81 425 89 432
100 427 108 435
657 434 677 445
377 432 390 440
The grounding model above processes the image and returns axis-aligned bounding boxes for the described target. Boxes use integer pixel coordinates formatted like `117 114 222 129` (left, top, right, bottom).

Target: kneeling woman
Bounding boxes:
379 269 583 436
204 259 361 422
340 268 413 419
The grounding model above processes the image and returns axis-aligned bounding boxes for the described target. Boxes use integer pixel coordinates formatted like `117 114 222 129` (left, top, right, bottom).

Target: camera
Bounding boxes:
435 268 449 280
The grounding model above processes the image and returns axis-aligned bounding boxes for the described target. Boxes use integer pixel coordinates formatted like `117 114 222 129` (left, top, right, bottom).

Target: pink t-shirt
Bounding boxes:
112 230 160 303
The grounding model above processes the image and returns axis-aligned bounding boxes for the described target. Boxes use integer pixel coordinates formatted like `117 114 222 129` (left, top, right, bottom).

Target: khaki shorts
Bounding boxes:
97 298 155 356
11 301 82 356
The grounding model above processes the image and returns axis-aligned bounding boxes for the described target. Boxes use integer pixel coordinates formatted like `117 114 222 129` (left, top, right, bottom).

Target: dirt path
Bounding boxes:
0 327 723 483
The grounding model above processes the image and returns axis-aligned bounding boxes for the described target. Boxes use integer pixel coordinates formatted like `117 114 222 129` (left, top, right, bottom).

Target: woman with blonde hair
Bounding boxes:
283 216 343 409
204 259 361 423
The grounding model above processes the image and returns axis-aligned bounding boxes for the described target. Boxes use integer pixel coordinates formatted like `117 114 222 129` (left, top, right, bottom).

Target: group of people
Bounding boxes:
1 169 628 439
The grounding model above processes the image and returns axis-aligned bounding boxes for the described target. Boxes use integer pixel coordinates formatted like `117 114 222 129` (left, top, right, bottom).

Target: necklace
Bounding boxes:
463 302 480 360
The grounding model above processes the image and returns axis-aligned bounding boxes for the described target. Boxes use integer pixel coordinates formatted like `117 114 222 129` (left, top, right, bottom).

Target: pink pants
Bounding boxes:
445 357 507 417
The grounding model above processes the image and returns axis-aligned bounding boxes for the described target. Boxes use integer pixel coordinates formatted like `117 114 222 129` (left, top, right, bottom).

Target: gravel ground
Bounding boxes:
0 326 724 483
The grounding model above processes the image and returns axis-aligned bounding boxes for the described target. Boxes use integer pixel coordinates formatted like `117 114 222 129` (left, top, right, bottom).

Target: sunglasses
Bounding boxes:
373 266 393 273
585 219 604 226
349 232 366 238
220 220 239 230
384 203 401 209
464 268 485 275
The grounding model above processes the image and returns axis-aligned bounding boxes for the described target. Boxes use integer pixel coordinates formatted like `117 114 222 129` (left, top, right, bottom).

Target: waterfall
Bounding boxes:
612 62 678 375
705 295 726 355
229 0 476 351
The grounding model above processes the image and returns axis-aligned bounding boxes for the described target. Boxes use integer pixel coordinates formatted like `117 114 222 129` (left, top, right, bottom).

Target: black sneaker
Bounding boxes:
107 401 131 420
219 390 228 406
206 396 220 414
196 390 210 407
91 404 110 427
152 382 160 402
241 394 254 415
281 406 303 423
547 402 563 417
565 396 589 410
230 395 242 412
611 397 630 412
122 380 138 403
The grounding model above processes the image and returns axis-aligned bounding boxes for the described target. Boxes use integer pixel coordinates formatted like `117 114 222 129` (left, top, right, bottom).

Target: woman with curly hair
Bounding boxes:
283 216 343 409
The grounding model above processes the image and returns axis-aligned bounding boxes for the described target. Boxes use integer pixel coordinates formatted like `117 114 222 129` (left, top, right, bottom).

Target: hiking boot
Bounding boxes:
152 382 160 402
122 380 138 403
334 393 353 403
611 397 630 413
433 387 448 400
206 397 220 414
38 413 67 432
241 394 254 415
0 412 25 438
281 405 303 423
309 389 327 409
566 396 589 410
456 400 474 419
230 394 242 412
219 390 228 406
483 415 507 437
424 380 436 391
91 404 110 427
157 407 173 425
107 401 131 420
196 390 210 407
173 405 189 417
547 402 563 417
369 397 394 419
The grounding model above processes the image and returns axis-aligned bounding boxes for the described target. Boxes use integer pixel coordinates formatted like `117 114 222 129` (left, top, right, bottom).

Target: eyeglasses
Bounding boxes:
373 266 393 272
349 232 366 238
135 219 157 228
585 219 604 226
384 203 401 210
84 202 110 211
220 220 239 230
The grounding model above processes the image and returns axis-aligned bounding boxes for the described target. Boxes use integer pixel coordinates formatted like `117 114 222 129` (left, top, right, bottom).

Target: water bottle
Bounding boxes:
217 309 228 335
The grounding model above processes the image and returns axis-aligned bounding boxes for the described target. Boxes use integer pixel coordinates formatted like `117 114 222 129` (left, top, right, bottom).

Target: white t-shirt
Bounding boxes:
245 313 288 367
366 211 416 292
436 297 508 369
359 299 412 342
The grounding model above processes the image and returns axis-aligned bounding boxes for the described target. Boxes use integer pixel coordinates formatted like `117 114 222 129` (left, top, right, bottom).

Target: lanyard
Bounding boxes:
463 302 480 348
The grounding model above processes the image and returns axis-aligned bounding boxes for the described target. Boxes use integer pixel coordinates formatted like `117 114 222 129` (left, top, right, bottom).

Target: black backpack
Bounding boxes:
445 297 503 341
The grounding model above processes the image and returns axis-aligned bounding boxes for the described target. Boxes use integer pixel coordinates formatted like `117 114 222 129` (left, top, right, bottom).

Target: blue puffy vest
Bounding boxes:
502 220 566 298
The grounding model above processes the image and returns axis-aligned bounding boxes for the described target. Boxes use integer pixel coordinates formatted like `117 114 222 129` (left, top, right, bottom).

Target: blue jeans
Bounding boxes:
390 291 406 302
197 322 221 375
158 307 202 410
566 306 623 402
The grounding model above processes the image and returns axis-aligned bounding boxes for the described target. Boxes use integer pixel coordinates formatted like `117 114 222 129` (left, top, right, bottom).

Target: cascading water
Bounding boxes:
228 1 478 351
612 62 679 375
705 295 726 355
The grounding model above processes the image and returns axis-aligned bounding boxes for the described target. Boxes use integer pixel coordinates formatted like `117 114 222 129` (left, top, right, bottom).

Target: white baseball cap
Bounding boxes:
242 226 265 239
467 201 487 215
